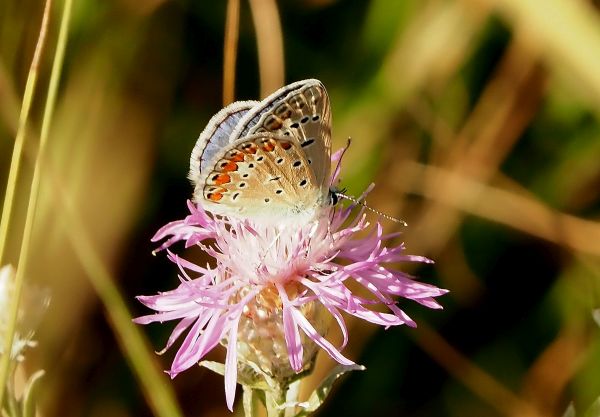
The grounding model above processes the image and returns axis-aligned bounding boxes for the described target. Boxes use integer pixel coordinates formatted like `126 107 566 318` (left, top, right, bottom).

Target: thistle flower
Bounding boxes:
135 182 447 410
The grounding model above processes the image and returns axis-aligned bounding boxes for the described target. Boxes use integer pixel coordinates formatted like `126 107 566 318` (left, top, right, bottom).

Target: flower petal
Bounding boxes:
291 307 354 366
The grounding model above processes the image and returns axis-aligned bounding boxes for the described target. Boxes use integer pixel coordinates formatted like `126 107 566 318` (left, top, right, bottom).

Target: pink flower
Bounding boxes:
135 170 447 410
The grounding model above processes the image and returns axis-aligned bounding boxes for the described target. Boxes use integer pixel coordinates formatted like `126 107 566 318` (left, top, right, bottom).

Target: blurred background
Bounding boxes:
1 0 600 416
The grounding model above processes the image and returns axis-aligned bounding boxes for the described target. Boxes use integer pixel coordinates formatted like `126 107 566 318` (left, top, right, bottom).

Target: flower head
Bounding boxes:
136 177 447 409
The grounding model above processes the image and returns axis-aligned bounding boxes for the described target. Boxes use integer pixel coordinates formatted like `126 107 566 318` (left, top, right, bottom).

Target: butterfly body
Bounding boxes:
189 79 332 222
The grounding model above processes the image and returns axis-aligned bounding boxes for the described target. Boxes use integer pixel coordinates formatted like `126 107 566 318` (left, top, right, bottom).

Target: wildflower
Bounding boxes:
135 179 447 410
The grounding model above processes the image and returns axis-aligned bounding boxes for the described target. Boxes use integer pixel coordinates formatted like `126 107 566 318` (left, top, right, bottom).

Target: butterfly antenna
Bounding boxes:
330 137 352 187
334 192 407 226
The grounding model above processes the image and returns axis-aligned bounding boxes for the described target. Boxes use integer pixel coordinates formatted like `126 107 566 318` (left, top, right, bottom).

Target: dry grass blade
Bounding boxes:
485 0 600 111
0 0 53 409
223 0 240 106
521 327 588 417
405 35 544 256
413 322 543 417
248 0 285 97
400 162 600 256
0 0 52 264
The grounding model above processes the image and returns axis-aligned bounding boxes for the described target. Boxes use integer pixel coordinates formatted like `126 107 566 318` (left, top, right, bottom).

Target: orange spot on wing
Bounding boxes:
214 174 231 185
207 192 223 202
228 151 245 162
220 161 238 172
280 141 292 150
262 142 275 152
240 143 257 154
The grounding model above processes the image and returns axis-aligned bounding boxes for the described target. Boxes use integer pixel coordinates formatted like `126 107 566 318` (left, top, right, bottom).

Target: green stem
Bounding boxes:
0 0 52 265
0 0 53 408
264 389 286 417
1 0 73 412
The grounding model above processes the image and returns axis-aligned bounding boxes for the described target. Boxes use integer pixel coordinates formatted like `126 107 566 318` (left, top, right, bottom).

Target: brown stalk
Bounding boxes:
248 0 285 97
413 322 543 417
223 0 240 106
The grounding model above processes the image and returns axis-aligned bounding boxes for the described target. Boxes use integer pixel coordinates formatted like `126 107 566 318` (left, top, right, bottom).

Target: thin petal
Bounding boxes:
279 284 303 372
291 307 354 366
225 314 241 411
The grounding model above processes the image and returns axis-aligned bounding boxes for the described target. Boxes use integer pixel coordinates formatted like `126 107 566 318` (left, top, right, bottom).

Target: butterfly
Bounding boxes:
189 79 332 222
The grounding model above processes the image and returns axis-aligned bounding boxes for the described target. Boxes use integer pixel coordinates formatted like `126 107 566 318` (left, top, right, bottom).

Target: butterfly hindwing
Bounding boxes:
189 100 259 183
195 134 322 219
190 80 333 221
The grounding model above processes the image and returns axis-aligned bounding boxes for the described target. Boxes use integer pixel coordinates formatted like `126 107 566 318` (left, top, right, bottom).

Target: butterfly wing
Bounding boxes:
230 79 332 193
189 100 259 183
195 134 323 220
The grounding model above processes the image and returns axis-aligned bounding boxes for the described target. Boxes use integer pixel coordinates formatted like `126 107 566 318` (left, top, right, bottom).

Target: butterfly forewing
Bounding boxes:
190 79 333 221
230 80 331 190
189 100 259 183
195 134 322 219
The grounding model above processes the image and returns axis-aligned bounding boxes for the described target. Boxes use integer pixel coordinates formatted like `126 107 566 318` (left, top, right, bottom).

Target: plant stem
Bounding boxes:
0 0 52 264
223 0 240 106
264 389 286 417
0 0 53 408
1 0 73 411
